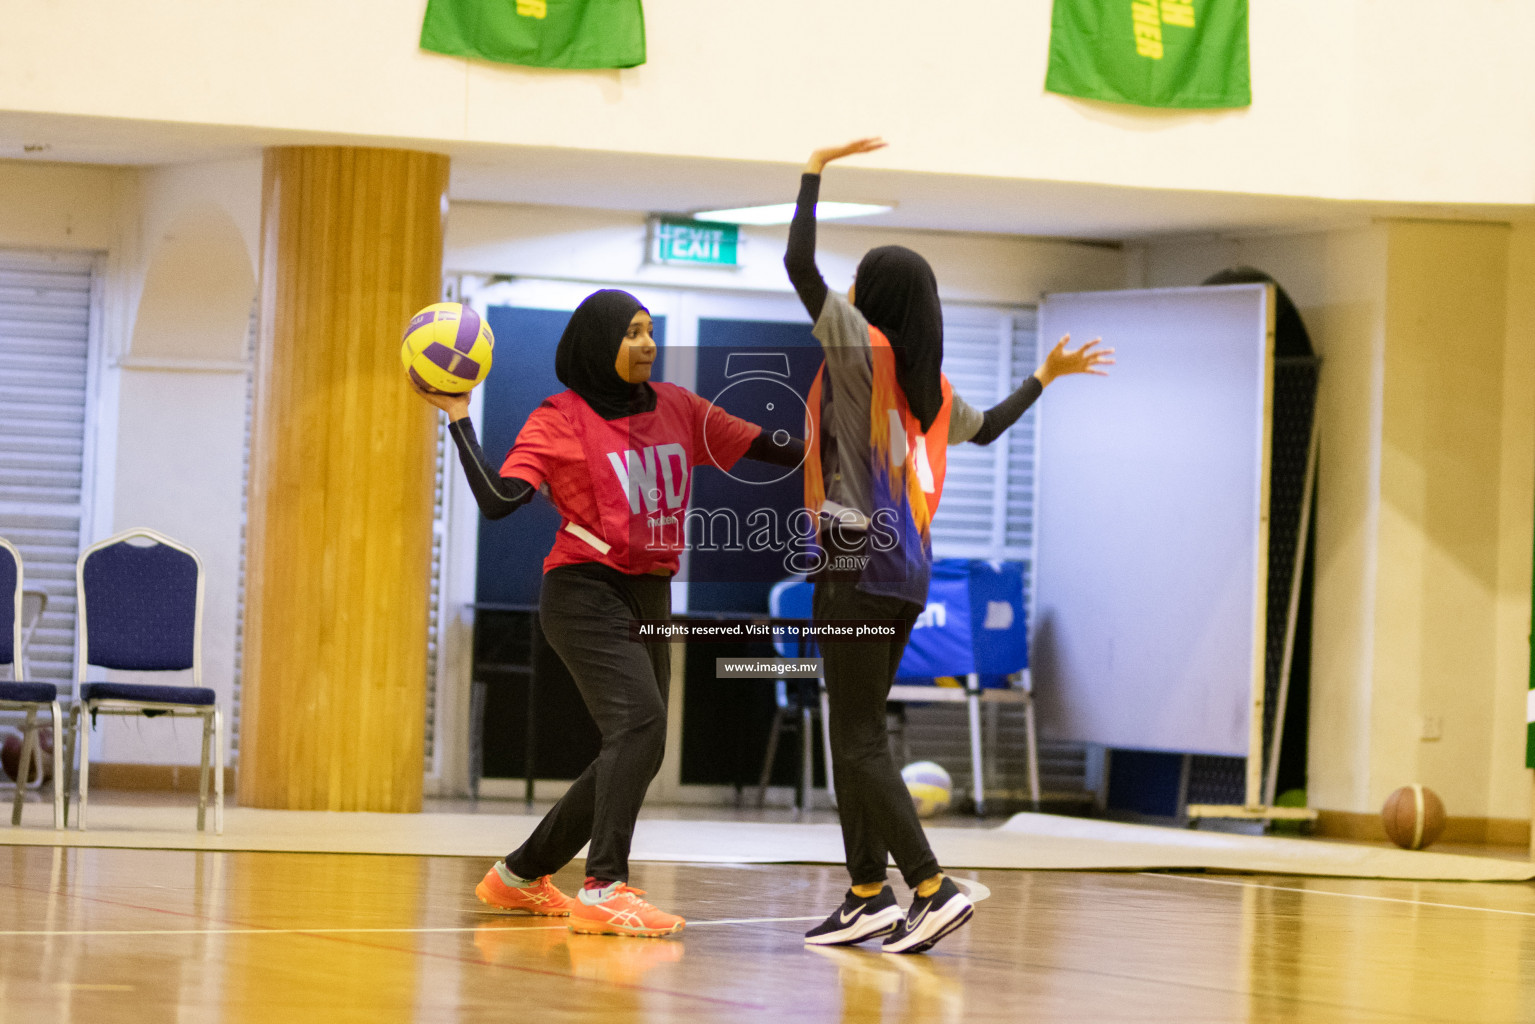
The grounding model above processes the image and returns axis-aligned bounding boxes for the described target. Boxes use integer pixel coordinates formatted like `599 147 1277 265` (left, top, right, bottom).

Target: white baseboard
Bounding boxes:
465 779 832 811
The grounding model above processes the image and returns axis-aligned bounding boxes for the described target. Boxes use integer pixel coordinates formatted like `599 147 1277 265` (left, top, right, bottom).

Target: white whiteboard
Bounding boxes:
1032 285 1273 757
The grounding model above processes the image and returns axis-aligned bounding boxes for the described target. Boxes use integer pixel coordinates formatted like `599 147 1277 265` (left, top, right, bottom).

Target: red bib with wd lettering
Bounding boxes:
521 383 758 576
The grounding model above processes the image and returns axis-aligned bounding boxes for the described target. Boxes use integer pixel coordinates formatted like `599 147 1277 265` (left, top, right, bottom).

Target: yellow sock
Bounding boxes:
850 882 884 899
915 873 943 899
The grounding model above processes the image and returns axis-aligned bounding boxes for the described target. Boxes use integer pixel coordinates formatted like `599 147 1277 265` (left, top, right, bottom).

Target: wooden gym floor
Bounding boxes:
4 843 1535 1023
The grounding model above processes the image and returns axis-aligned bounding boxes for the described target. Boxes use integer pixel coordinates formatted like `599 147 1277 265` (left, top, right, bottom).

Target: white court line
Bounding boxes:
951 878 992 904
0 915 825 939
693 915 823 926
0 926 505 938
1144 872 1535 919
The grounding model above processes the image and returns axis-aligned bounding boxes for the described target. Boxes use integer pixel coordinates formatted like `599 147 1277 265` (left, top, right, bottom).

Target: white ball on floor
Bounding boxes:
901 760 952 818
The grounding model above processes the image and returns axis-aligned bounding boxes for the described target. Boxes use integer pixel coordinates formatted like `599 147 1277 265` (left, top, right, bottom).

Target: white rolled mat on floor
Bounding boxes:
3 806 1529 881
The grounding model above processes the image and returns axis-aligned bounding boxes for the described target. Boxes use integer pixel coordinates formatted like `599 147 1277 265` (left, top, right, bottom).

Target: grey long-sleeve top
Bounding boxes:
782 172 1044 521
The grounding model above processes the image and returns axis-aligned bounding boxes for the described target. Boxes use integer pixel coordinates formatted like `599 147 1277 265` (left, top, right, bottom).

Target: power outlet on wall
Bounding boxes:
1420 715 1443 741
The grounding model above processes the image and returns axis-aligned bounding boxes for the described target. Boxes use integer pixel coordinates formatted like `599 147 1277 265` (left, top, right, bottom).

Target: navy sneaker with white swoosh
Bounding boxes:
881 876 973 954
804 887 904 946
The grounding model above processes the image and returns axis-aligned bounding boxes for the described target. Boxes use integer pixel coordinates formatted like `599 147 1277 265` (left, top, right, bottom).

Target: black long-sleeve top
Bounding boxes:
782 171 1043 447
448 416 803 521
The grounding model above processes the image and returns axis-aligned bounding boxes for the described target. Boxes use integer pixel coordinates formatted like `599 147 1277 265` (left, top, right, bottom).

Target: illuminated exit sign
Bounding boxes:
649 217 739 267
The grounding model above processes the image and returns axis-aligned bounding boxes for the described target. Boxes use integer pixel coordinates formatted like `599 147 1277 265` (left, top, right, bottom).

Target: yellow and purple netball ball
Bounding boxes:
401 302 494 395
901 760 953 818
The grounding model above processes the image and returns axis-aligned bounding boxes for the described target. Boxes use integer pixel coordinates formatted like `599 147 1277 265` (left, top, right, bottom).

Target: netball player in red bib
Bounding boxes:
414 289 801 938
786 139 1112 953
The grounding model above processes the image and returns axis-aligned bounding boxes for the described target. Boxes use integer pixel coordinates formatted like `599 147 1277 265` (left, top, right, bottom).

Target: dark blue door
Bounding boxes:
681 317 824 788
686 318 821 615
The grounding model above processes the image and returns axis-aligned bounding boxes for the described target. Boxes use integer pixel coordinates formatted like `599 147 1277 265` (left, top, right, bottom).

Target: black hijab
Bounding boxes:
853 246 944 432
555 289 656 420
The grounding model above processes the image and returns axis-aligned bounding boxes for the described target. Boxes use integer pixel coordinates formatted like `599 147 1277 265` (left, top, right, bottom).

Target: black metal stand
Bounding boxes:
468 602 540 803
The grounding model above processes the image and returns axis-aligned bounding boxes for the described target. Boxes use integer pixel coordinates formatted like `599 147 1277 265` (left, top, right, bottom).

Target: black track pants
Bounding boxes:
813 579 942 889
505 563 671 885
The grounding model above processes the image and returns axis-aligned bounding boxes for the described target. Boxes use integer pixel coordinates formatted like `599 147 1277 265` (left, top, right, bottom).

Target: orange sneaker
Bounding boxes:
472 919 569 964
565 931 685 983
568 883 685 938
475 862 575 916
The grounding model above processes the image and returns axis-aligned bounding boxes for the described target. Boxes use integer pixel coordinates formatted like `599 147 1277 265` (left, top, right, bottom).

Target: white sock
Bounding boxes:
493 861 534 889
578 881 622 904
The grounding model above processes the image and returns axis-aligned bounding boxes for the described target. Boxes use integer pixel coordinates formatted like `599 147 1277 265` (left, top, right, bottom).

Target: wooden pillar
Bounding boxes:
240 147 448 811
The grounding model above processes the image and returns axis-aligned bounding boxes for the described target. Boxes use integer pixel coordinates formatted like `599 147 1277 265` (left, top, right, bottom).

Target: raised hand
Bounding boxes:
1035 335 1114 387
806 137 888 174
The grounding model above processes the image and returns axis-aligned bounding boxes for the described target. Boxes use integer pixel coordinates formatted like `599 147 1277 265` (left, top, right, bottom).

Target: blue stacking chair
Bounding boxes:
0 537 65 828
66 528 223 833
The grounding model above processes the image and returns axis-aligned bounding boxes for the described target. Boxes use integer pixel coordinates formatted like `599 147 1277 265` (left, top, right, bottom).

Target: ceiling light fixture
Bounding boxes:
690 201 894 226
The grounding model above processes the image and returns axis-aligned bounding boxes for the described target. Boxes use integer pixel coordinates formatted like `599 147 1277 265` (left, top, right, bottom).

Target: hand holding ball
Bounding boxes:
1381 784 1446 850
401 302 494 395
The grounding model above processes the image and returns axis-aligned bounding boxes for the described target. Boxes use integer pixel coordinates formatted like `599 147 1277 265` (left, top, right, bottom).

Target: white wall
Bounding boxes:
0 159 262 764
1496 226 1535 827
447 201 1125 304
3 1 1534 206
98 373 248 764
0 2 1527 799
1134 220 1535 823
7 144 1528 816
1130 225 1391 813
89 161 261 765
0 155 1124 771
0 162 122 252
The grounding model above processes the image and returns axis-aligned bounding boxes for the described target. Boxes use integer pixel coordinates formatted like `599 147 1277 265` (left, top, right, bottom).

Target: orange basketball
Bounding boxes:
0 727 53 784
1381 784 1446 850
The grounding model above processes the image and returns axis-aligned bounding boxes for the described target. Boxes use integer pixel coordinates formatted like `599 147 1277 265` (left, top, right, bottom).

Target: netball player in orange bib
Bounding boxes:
414 289 801 938
786 139 1112 953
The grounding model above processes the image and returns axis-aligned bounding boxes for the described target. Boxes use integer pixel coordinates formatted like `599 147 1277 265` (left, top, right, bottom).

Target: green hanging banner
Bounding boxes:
421 0 646 70
1045 0 1251 110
